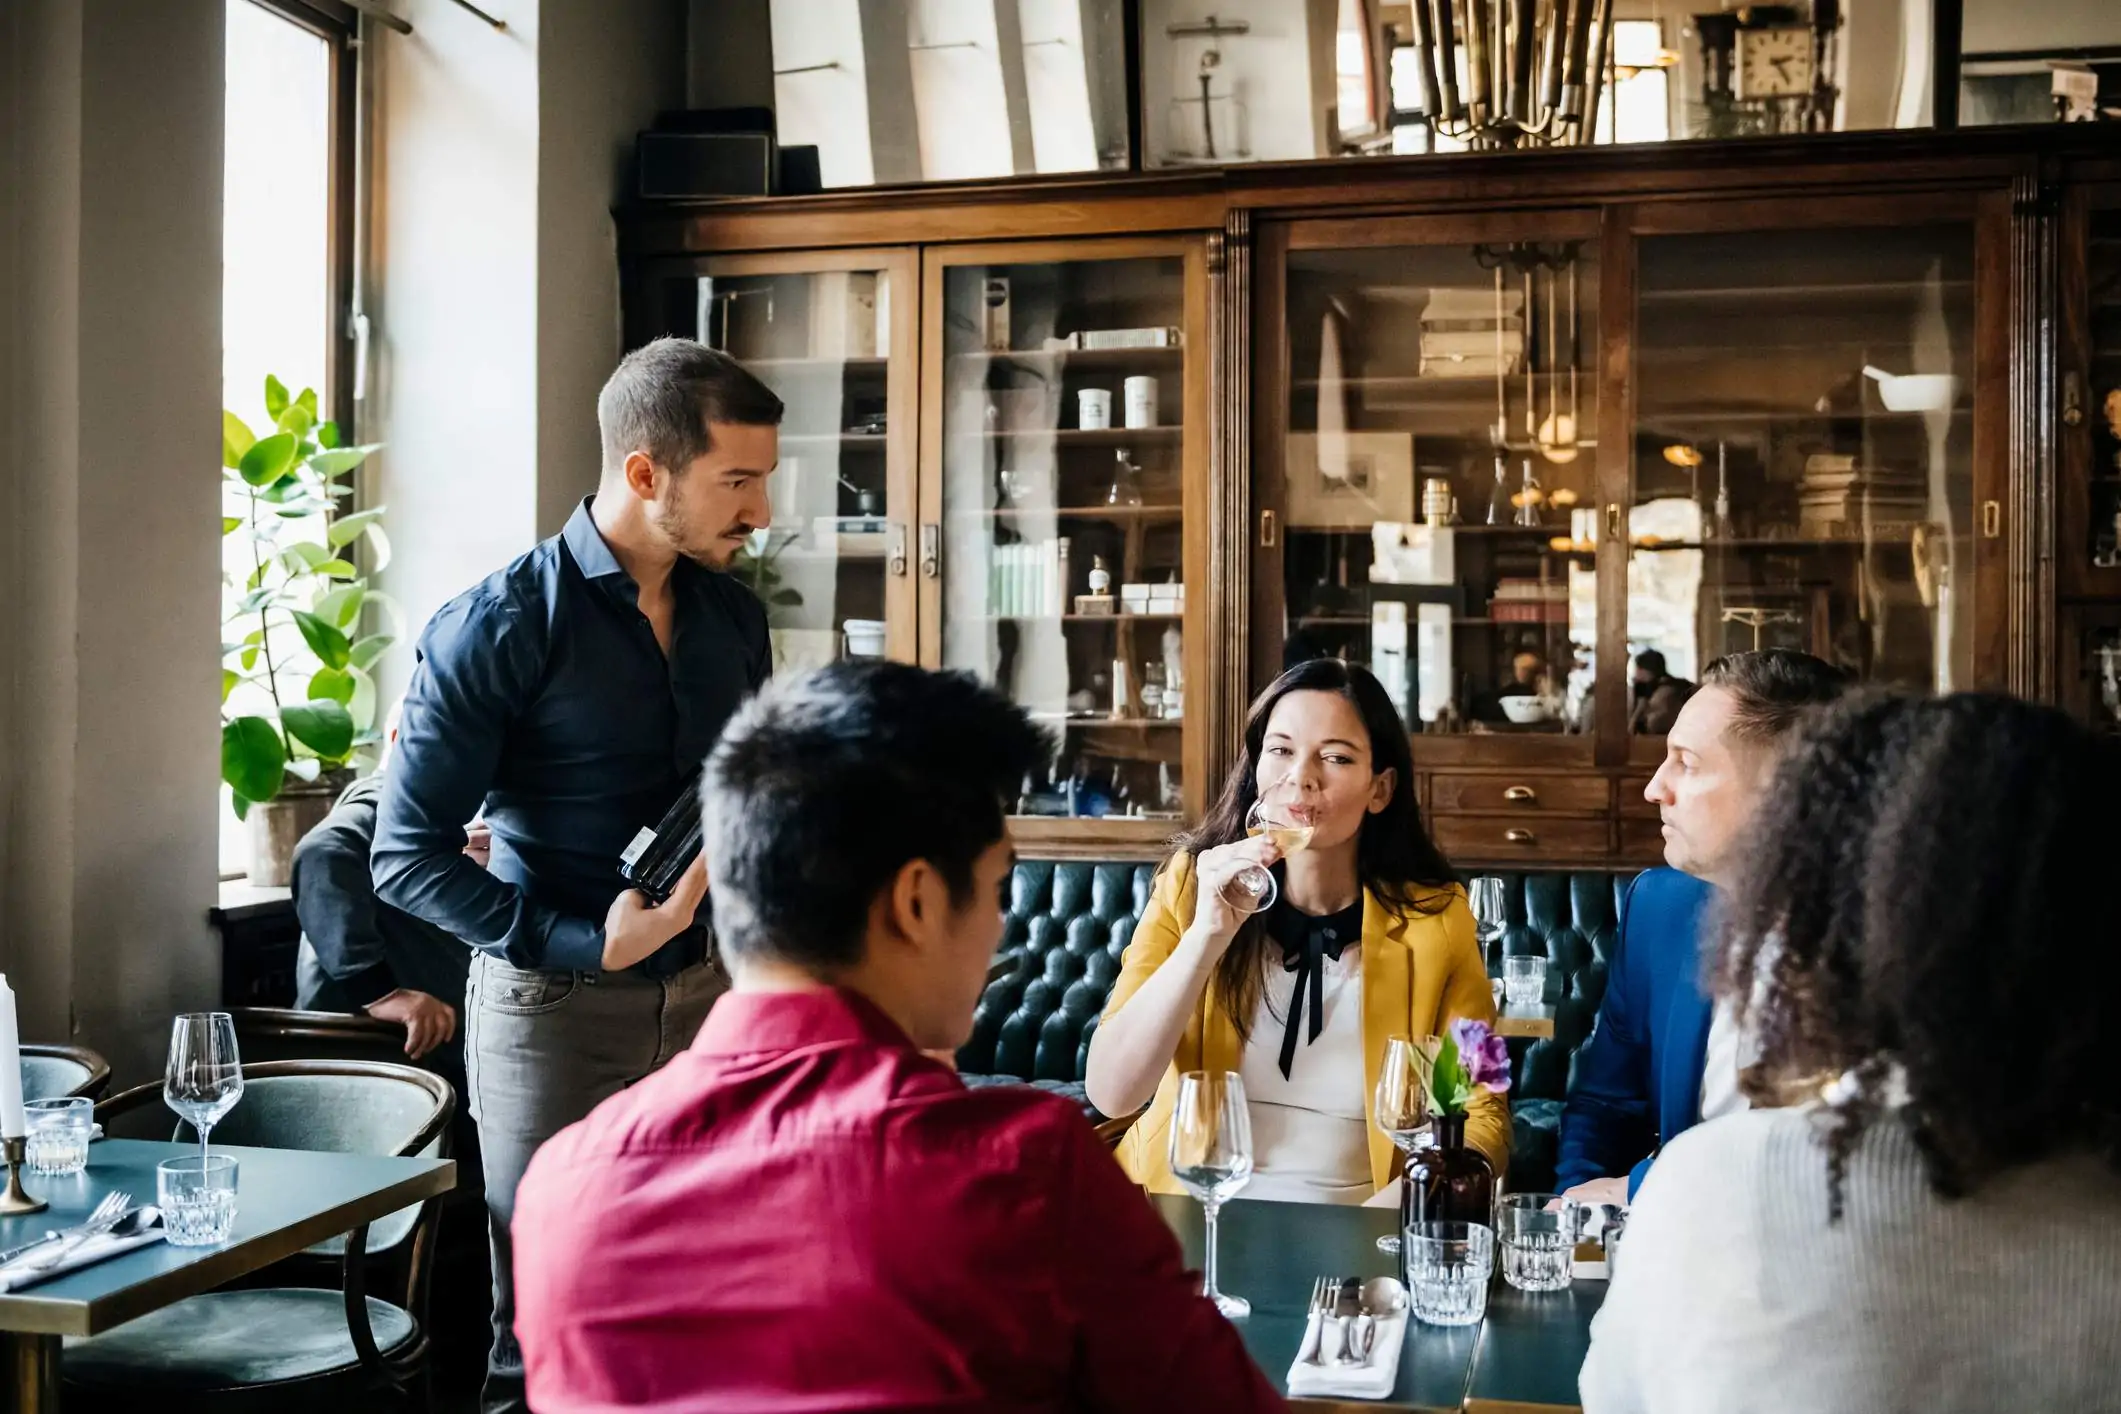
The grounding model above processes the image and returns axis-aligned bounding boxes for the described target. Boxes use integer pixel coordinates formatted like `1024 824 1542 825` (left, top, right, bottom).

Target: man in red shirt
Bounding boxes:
512 661 1285 1413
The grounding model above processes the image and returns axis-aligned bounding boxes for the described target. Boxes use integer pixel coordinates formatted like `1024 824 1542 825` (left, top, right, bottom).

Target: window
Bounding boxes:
221 0 359 876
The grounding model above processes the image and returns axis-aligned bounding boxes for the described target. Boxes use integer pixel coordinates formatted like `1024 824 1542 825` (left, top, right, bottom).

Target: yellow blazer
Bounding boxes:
1104 854 1510 1196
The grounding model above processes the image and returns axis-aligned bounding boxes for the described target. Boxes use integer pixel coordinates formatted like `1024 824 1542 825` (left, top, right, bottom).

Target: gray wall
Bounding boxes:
0 0 224 1081
367 0 686 700
687 0 773 110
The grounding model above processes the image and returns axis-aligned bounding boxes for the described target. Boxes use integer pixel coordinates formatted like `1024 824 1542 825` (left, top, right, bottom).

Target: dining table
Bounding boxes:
1153 1192 1601 1413
0 1138 455 1412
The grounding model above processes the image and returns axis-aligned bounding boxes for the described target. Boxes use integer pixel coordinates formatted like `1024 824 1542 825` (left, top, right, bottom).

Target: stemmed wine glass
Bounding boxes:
165 1013 244 1168
1215 782 1318 916
1469 876 1508 976
1374 1035 1433 1254
1170 1070 1255 1319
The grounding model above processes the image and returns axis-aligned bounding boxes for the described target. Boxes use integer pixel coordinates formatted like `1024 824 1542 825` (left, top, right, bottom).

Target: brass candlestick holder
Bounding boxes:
0 1135 47 1215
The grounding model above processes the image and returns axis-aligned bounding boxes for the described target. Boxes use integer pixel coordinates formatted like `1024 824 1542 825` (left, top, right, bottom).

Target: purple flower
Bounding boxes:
1449 1017 1513 1096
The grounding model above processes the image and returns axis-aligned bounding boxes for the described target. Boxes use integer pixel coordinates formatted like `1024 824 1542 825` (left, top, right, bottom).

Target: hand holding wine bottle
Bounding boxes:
602 854 709 971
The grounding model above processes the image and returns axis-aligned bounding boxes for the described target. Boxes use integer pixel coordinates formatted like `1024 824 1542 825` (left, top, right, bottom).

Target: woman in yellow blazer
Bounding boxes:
1085 659 1507 1202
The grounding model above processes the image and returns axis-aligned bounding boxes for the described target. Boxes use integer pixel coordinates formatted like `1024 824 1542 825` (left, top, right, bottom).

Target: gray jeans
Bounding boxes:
465 952 725 1414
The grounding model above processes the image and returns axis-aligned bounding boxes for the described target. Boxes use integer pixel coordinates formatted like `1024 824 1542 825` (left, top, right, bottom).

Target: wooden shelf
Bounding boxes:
1632 537 1921 552
971 612 1184 623
779 432 890 448
951 504 1184 520
744 355 890 374
954 346 1183 371
956 427 1183 446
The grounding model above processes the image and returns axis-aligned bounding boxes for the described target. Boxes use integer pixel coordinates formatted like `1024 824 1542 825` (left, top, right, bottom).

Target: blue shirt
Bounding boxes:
371 497 770 975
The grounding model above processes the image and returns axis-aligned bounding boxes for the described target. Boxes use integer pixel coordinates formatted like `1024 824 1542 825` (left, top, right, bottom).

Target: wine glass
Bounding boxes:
1469 876 1508 974
1216 782 1317 916
165 1013 244 1169
1373 1035 1433 1255
1170 1070 1255 1319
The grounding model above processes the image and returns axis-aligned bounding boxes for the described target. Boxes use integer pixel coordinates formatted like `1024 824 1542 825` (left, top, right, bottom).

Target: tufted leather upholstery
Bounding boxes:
959 860 1643 1190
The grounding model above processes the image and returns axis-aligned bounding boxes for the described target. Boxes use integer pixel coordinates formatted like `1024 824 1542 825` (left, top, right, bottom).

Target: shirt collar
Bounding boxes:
693 986 917 1058
562 496 629 584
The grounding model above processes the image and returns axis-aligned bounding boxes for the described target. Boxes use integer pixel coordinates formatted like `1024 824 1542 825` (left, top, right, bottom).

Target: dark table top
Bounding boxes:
0 1139 455 1338
1152 1193 1600 1413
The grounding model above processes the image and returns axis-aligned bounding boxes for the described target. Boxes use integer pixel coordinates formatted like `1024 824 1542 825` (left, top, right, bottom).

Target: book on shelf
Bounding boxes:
1421 288 1525 322
986 537 1071 617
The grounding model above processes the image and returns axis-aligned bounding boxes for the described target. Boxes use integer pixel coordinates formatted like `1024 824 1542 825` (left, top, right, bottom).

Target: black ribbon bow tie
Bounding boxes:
1267 898 1363 1080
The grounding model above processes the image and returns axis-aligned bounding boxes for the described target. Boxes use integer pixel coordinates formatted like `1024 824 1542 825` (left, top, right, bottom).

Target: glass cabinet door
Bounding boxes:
923 242 1204 824
639 251 918 673
1270 222 1603 753
1628 220 1978 706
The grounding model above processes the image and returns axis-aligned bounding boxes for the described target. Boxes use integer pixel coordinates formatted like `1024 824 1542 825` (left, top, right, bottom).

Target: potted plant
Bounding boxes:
220 374 392 885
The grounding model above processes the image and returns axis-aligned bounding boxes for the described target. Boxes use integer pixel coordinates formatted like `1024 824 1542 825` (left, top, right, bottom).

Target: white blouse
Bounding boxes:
1235 946 1372 1205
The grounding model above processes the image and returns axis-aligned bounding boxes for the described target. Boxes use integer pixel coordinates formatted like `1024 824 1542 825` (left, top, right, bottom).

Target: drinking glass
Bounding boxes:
1469 876 1508 972
1217 782 1318 916
164 1013 244 1169
1405 1220 1495 1326
1372 1035 1431 1255
157 1154 239 1247
1504 954 1549 1008
24 1097 93 1177
1170 1070 1255 1318
1495 1193 1584 1292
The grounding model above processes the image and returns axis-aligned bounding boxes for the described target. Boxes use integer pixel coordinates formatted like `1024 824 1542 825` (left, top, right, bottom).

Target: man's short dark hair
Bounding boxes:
597 337 783 474
1699 649 1851 747
1634 649 1668 678
702 662 1051 972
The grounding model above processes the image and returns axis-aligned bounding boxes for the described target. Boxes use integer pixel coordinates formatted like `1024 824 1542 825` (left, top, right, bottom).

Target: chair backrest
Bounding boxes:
227 1007 409 1067
21 1044 111 1102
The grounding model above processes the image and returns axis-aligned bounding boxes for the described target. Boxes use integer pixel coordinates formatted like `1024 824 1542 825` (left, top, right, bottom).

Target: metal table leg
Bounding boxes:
2 1331 60 1414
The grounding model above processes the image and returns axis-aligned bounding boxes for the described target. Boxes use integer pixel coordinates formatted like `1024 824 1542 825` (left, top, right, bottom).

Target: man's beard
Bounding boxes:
654 502 744 568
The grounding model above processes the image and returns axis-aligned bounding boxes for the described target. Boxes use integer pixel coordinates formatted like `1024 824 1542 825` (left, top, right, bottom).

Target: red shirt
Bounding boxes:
513 986 1286 1414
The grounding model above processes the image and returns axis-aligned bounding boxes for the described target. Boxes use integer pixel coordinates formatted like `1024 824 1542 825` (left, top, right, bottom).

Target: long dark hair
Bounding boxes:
1718 691 2121 1218
1177 658 1457 1041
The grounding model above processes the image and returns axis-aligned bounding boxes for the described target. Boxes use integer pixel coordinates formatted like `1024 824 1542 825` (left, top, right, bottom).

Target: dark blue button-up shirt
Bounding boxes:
372 498 770 975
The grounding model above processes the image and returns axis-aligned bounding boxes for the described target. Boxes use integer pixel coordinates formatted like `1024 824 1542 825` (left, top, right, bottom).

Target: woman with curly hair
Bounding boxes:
1086 658 1506 1203
1579 692 2121 1413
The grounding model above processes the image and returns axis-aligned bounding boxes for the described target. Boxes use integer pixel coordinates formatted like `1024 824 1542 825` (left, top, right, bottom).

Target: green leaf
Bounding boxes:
308 445 381 478
348 634 394 671
282 699 355 761
314 582 367 630
327 509 385 548
317 421 341 449
222 411 257 470
315 558 359 580
221 668 239 703
307 666 356 705
222 716 286 803
264 374 290 421
236 585 277 614
276 399 315 439
238 432 299 487
292 610 351 669
222 516 242 535
241 646 259 671
280 541 333 573
362 524 392 572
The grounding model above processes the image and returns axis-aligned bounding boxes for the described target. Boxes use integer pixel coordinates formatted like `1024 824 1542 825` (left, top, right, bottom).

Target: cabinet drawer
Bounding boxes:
1432 815 1612 861
1428 772 1611 815
1619 817 1668 860
1617 776 1659 818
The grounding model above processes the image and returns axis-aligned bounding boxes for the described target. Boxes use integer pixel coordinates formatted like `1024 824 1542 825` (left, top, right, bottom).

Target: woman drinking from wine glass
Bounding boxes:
1086 658 1508 1203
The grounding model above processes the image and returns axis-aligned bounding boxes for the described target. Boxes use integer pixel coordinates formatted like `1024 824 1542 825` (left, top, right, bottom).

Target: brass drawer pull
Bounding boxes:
1504 828 1537 845
1502 785 1538 804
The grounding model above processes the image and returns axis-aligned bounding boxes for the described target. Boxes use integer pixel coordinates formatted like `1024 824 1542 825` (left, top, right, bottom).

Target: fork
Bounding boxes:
1301 1277 1334 1365
1314 1274 1349 1365
22 1191 132 1273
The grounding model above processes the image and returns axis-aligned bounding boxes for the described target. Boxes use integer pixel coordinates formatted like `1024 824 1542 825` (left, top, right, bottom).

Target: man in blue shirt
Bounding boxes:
373 337 781 1413
1557 650 1847 1209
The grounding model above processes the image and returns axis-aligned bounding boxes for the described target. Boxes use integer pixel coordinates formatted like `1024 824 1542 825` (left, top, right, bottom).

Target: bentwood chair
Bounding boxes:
68 1060 454 1412
22 1043 112 1102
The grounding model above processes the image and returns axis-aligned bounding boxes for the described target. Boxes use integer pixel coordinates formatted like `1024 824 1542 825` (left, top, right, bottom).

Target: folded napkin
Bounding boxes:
0 1218 166 1293
1287 1303 1408 1400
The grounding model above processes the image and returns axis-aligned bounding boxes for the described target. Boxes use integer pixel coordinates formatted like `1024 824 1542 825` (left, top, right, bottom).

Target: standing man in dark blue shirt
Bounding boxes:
372 338 781 1414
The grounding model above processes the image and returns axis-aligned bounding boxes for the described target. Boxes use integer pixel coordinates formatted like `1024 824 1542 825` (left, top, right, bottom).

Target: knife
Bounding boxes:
1335 1277 1372 1365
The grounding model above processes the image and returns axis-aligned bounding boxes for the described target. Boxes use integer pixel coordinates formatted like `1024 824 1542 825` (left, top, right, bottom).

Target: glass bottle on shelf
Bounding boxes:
1106 448 1144 508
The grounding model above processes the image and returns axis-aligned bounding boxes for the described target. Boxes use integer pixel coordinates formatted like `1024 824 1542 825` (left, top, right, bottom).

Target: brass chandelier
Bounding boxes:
1401 0 1617 149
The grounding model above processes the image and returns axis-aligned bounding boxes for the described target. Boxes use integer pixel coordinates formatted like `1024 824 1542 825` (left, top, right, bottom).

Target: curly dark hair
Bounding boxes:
1179 658 1457 1041
1717 691 2121 1219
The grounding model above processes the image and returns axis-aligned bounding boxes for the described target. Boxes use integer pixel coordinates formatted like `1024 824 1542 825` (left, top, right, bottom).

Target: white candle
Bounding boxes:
0 977 25 1139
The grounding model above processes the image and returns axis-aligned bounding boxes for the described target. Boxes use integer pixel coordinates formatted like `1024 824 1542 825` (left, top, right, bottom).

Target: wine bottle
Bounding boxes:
618 770 705 905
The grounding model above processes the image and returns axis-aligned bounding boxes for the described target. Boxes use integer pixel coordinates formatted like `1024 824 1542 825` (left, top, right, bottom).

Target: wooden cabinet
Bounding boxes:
620 127 2119 863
